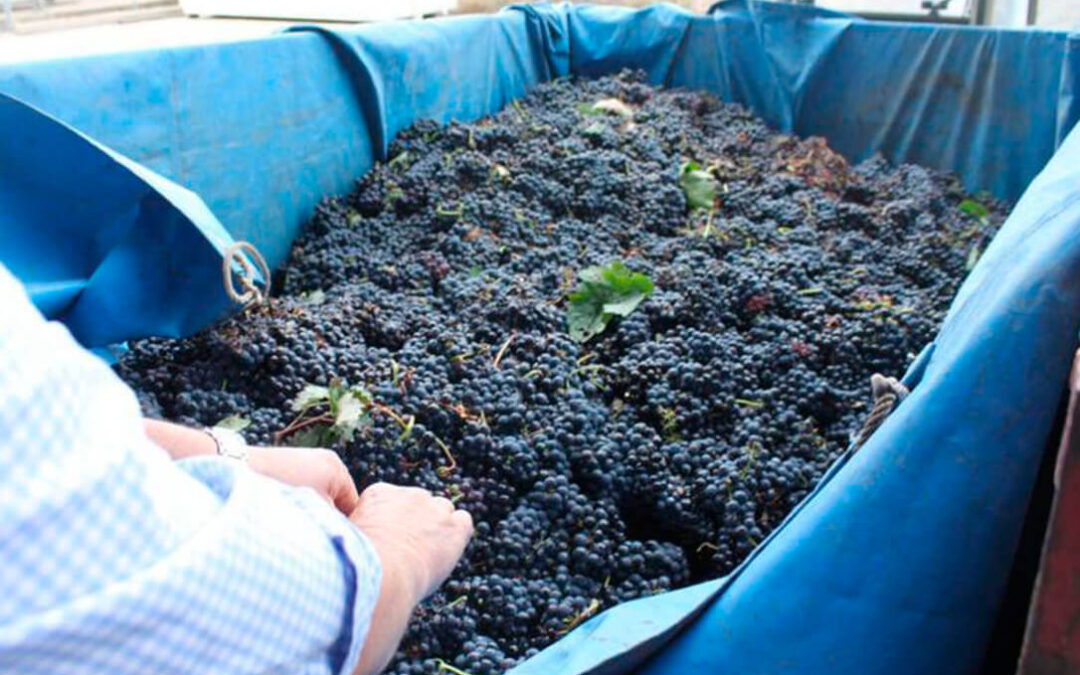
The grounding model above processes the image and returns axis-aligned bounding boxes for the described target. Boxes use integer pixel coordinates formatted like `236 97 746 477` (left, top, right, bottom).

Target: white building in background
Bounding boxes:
783 0 1077 28
179 0 456 21
174 0 1079 28
1033 0 1080 28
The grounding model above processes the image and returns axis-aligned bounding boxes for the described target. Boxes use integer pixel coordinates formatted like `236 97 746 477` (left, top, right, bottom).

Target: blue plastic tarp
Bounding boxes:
0 14 557 345
1 3 1079 675
622 101 1080 675
2 2 1077 345
0 93 240 346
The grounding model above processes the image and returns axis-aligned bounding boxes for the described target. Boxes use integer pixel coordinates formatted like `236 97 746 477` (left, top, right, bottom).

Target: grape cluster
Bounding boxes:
116 70 1006 673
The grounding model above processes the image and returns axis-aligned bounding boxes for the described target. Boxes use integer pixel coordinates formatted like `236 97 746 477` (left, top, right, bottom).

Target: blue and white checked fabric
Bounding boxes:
0 263 381 675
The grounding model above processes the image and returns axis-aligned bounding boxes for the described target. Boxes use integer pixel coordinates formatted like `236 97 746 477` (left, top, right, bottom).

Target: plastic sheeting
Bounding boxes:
0 93 239 346
620 98 1080 675
1 3 1079 675
530 1 1080 201
0 14 551 343
1 2 1076 344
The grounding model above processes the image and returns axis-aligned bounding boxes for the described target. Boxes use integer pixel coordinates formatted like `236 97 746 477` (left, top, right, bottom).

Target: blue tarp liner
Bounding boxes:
1 2 1079 674
0 93 239 346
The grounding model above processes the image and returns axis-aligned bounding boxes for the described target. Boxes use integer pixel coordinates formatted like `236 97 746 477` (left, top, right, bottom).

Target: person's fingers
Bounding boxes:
451 508 474 537
432 496 455 514
333 469 361 514
361 482 394 500
307 450 356 515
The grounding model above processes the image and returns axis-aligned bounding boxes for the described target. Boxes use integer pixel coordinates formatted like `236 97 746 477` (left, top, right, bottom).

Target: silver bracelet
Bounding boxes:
204 427 250 462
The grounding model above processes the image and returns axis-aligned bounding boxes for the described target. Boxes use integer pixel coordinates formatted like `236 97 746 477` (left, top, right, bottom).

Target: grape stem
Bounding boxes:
701 207 716 238
373 402 457 477
558 598 601 635
433 436 457 477
434 659 476 675
274 412 334 444
492 331 517 370
441 595 469 612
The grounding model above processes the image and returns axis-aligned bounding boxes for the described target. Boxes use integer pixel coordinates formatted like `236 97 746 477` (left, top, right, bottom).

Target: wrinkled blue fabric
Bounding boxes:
0 94 236 346
0 3 1075 344
0 3 1074 346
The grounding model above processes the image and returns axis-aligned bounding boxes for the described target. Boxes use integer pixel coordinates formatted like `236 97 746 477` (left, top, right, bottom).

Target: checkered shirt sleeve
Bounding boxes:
0 263 381 675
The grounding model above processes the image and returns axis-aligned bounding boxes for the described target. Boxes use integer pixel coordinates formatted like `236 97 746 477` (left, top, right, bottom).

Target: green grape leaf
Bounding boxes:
603 292 649 317
388 150 411 171
350 385 374 405
285 426 333 448
582 121 607 137
333 391 370 442
291 384 329 412
214 415 251 432
567 294 611 343
679 161 716 211
959 199 990 222
567 262 655 343
577 102 603 117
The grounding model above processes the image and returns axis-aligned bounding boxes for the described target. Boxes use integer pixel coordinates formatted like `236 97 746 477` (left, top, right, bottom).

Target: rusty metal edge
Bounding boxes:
1016 348 1080 675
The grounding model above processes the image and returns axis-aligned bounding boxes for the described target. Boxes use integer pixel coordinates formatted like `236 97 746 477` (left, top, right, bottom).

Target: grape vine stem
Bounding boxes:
492 331 517 370
372 402 458 476
434 659 476 675
274 412 334 444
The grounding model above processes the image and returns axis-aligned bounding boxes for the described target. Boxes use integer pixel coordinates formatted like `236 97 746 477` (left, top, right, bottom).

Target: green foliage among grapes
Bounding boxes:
284 380 373 447
679 161 716 211
214 415 251 432
577 98 633 119
958 199 990 223
567 261 655 343
959 198 991 271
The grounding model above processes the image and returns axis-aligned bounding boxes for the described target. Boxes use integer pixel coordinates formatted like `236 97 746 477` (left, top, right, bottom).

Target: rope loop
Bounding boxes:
854 373 909 451
222 241 271 307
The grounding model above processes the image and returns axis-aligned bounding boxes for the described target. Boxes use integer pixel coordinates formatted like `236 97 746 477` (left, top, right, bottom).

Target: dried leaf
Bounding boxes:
590 98 633 118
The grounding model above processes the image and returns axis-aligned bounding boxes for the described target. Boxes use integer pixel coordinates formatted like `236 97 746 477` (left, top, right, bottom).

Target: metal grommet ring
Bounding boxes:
222 241 271 306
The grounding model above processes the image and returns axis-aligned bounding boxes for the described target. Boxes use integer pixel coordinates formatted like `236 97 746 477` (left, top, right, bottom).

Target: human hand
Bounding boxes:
142 420 361 515
348 485 473 675
349 483 473 602
248 447 360 515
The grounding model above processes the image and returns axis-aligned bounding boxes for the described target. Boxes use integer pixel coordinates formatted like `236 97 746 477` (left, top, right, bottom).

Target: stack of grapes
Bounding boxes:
118 70 1006 674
